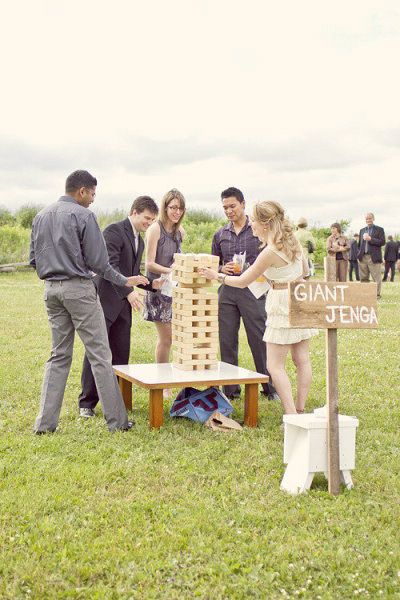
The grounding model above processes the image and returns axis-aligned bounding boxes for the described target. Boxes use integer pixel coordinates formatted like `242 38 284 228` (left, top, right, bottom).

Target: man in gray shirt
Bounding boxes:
30 170 148 433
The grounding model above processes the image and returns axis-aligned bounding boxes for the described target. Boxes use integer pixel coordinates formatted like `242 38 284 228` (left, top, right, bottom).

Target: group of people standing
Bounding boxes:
294 214 399 295
325 214 400 297
30 170 393 434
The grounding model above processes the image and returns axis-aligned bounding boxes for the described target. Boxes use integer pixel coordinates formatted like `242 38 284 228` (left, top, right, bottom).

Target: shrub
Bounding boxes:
16 205 43 229
96 209 126 230
0 225 31 264
182 221 223 254
185 208 224 225
0 207 16 227
310 219 351 265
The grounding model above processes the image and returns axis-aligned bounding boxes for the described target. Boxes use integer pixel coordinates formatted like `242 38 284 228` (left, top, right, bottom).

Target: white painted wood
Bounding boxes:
281 413 359 495
340 470 354 489
113 361 268 389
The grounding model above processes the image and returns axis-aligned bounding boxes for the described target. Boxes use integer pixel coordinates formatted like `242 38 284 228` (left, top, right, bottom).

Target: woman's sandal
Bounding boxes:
296 408 305 414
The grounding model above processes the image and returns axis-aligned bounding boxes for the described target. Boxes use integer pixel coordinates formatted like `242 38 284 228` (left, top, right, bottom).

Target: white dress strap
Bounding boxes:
268 247 291 264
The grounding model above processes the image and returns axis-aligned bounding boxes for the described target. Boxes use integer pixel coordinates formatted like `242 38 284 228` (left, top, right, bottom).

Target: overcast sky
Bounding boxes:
1 0 399 233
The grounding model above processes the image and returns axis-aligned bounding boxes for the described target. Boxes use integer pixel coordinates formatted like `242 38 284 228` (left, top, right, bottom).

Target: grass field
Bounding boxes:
0 271 399 599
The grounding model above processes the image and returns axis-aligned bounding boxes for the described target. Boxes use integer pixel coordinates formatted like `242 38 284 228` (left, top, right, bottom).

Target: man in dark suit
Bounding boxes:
348 233 360 281
357 212 385 298
383 235 399 282
78 196 160 417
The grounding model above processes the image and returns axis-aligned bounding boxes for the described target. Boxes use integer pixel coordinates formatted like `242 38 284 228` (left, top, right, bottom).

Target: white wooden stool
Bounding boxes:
280 413 359 495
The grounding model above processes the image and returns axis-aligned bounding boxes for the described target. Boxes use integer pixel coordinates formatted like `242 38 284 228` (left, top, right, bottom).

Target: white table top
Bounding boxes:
113 361 268 389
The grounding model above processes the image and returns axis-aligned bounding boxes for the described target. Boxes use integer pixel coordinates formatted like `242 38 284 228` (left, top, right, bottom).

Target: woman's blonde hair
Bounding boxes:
159 189 186 236
253 200 302 262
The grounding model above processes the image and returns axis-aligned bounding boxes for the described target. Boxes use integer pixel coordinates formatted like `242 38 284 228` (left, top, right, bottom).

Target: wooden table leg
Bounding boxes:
244 383 258 427
119 377 132 411
149 388 163 429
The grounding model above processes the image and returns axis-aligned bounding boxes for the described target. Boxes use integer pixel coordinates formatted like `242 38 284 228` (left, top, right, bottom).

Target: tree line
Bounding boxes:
0 204 394 267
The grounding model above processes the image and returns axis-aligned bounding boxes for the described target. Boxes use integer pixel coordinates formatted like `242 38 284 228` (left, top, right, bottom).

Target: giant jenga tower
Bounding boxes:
172 253 220 371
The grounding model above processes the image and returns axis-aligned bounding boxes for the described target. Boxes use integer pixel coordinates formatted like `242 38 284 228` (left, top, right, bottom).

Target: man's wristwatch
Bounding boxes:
217 273 227 285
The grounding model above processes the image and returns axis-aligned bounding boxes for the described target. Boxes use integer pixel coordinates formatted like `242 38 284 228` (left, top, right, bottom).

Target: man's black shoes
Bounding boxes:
261 389 281 402
120 420 134 431
79 407 96 418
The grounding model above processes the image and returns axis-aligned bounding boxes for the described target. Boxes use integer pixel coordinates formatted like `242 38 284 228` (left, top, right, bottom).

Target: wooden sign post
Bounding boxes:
325 256 340 495
288 265 378 495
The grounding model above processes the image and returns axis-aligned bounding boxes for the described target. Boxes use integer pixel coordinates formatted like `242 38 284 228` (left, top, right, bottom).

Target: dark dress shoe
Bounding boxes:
226 393 241 401
79 407 95 418
120 420 135 431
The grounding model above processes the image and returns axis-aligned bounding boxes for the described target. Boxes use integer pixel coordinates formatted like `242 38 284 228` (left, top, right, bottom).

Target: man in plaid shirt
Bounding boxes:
212 187 278 400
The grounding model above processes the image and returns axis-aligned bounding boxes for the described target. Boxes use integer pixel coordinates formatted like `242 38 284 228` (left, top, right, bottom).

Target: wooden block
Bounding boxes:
173 271 212 288
172 253 219 288
173 253 219 270
175 309 218 318
172 330 218 339
173 347 218 359
172 334 219 345
173 341 218 352
172 323 219 334
172 295 217 307
173 359 218 369
172 312 218 323
172 357 218 371
172 300 217 316
173 287 216 300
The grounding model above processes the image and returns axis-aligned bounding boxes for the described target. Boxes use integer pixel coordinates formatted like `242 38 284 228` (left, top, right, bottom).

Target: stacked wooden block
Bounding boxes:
172 253 220 371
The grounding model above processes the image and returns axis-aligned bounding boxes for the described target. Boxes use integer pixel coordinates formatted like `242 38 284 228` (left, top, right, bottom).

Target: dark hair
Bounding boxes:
65 170 97 193
388 235 393 241
221 187 244 203
130 195 158 216
331 222 342 233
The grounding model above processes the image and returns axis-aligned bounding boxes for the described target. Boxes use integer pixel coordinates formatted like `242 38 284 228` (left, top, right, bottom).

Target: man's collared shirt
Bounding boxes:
211 216 261 271
29 195 128 287
129 219 139 253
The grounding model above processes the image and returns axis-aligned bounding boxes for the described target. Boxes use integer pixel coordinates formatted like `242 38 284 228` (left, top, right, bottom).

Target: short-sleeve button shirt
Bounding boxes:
211 216 261 269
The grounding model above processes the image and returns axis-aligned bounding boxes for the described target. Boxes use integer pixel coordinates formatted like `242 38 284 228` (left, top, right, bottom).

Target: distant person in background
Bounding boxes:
383 235 398 282
30 170 140 433
144 189 186 377
326 223 350 282
295 217 316 277
397 244 400 277
358 212 386 298
349 233 360 281
78 196 161 418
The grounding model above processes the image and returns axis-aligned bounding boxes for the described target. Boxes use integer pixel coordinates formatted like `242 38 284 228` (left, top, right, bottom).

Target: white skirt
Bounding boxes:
263 288 318 345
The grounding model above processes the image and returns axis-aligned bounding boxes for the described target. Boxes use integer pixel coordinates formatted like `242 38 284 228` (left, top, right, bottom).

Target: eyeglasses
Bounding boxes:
168 205 183 212
85 188 96 198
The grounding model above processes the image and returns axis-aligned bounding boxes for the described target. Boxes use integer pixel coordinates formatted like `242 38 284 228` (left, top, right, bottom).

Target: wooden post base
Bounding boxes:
281 414 358 495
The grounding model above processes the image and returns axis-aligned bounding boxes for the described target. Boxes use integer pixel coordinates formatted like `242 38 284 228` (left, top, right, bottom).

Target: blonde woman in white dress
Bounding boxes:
201 200 317 415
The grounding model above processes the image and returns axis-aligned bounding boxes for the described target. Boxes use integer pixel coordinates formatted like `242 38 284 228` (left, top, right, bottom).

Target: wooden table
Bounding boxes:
114 361 269 429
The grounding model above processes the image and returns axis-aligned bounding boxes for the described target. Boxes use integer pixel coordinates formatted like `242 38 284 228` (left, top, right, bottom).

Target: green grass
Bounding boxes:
0 272 399 599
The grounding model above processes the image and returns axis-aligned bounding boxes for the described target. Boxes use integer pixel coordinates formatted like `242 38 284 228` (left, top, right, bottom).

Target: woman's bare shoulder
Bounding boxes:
147 221 161 235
